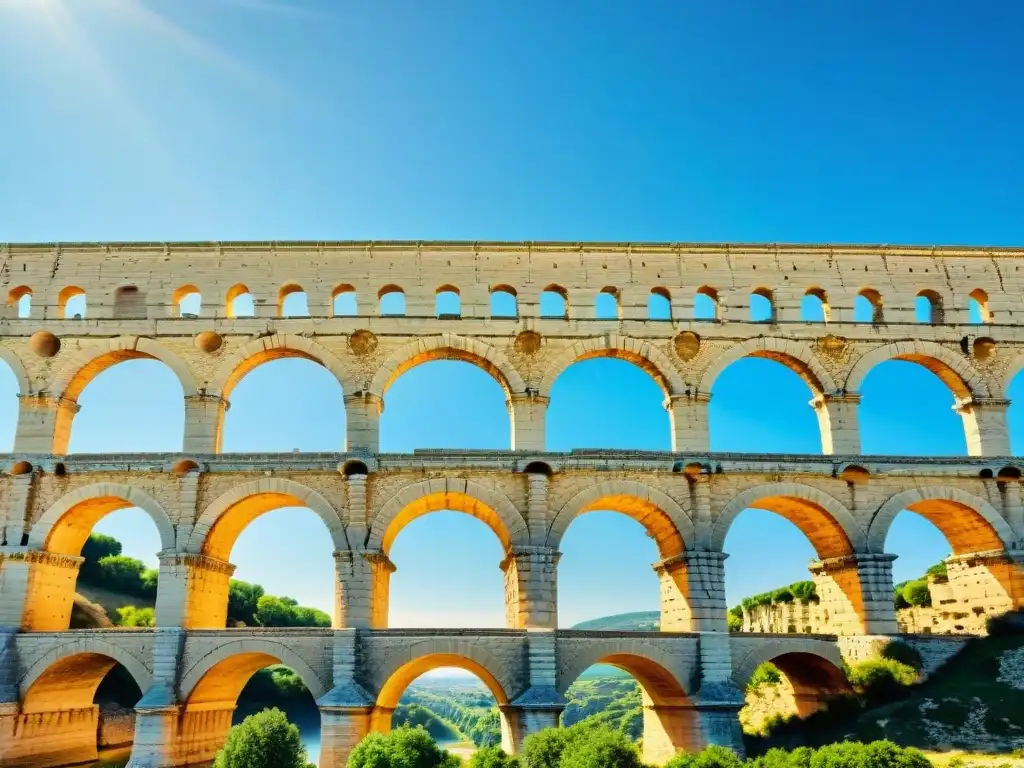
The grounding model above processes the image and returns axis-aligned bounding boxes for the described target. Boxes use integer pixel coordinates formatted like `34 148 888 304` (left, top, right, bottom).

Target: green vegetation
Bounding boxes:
747 662 783 690
471 746 521 768
79 534 328 628
347 726 462 768
213 708 313 768
234 666 319 732
400 686 502 747
572 611 660 631
521 721 643 768
562 676 642 739
114 605 154 627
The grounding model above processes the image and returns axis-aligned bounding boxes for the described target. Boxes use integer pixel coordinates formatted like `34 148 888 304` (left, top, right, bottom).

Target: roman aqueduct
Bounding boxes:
0 241 1021 767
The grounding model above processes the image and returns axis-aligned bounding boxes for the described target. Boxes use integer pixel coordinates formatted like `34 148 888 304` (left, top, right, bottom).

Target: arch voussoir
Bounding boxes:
538 334 684 397
698 337 835 395
208 333 355 398
846 340 991 398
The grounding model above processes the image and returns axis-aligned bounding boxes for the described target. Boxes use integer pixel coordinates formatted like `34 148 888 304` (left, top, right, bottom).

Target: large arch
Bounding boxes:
178 639 330 704
539 334 685 397
207 333 354 399
545 482 693 559
730 638 844 691
371 645 514 710
187 477 349 559
846 340 992 399
368 334 526 399
0 346 30 395
28 483 176 556
867 486 1015 555
556 645 691 702
366 480 529 555
698 337 835 396
48 336 198 401
709 482 866 557
19 642 153 710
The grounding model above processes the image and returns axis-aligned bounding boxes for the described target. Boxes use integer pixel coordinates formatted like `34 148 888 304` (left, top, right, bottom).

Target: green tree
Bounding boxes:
666 745 745 768
901 580 931 608
748 662 783 691
115 605 155 627
213 708 313 768
520 726 568 768
140 567 159 597
227 580 265 625
847 659 918 703
79 533 122 582
471 746 521 768
347 727 461 768
558 727 642 768
96 555 148 595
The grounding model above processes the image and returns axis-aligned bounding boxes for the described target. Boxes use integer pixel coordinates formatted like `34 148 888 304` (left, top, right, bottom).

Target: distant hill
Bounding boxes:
572 611 660 631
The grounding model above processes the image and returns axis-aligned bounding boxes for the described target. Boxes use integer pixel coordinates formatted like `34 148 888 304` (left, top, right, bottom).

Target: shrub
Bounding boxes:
96 555 148 596
140 568 159 597
471 746 521 768
748 662 783 690
115 606 155 627
665 745 745 768
893 586 910 610
771 587 795 604
227 580 265 626
846 659 918 702
213 708 312 768
925 561 948 579
790 581 818 603
879 641 923 671
901 580 931 608
255 595 331 628
80 534 122 582
728 612 743 632
521 726 568 768
559 727 643 768
348 727 461 768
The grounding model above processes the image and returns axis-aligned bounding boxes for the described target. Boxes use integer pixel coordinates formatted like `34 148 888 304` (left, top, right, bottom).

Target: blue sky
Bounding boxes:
1 0 1023 630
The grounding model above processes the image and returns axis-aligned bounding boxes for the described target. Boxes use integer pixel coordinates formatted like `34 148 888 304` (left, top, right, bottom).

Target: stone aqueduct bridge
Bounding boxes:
0 241 1021 767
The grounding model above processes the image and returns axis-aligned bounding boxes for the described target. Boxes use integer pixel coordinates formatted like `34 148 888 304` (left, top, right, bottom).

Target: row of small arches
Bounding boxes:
4 282 996 324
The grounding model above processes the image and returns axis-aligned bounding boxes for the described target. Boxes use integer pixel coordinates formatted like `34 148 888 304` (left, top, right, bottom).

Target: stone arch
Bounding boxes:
846 340 991 399
367 479 529 555
371 643 516 709
730 638 844 691
710 482 866 557
1000 353 1024 396
178 639 329 704
0 346 30 395
208 332 355 399
368 334 526 399
698 337 836 396
28 482 175 556
20 642 153 711
187 477 349 560
556 645 690 703
545 482 693 559
48 335 198 401
539 334 684 397
867 486 1016 555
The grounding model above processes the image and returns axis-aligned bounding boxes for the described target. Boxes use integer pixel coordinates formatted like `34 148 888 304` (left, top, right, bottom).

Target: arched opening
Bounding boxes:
379 359 510 451
22 495 166 632
191 488 342 629
0 357 20 451
279 284 309 318
372 654 510 757
388 512 506 628
739 651 852 736
68 359 185 453
859 361 966 455
719 492 864 635
546 358 670 450
916 290 944 324
172 284 201 317
8 285 31 318
750 288 775 322
370 488 517 629
221 356 346 452
436 285 461 318
709 357 821 453
490 285 518 318
595 287 620 319
234 665 321 761
557 512 663 630
16 652 147 767
332 284 357 316
694 286 719 320
969 289 991 323
561 654 696 765
880 495 1019 632
379 285 406 316
1008 370 1024 454
180 650 325 765
226 284 255 318
854 288 883 324
59 286 87 319
801 289 830 322
649 288 672 320
113 285 146 320
227 506 334 630
540 284 568 318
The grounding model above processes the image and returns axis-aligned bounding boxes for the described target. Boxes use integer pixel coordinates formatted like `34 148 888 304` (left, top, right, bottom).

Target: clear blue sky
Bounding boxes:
1 0 1023 630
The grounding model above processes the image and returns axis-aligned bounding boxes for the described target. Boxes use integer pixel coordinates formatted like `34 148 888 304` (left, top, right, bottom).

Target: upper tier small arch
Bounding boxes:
846 340 992 399
368 334 526 399
539 334 685 398
699 337 836 396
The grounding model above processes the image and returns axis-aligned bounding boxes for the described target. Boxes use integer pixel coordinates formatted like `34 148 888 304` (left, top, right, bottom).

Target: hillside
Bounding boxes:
572 611 660 631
